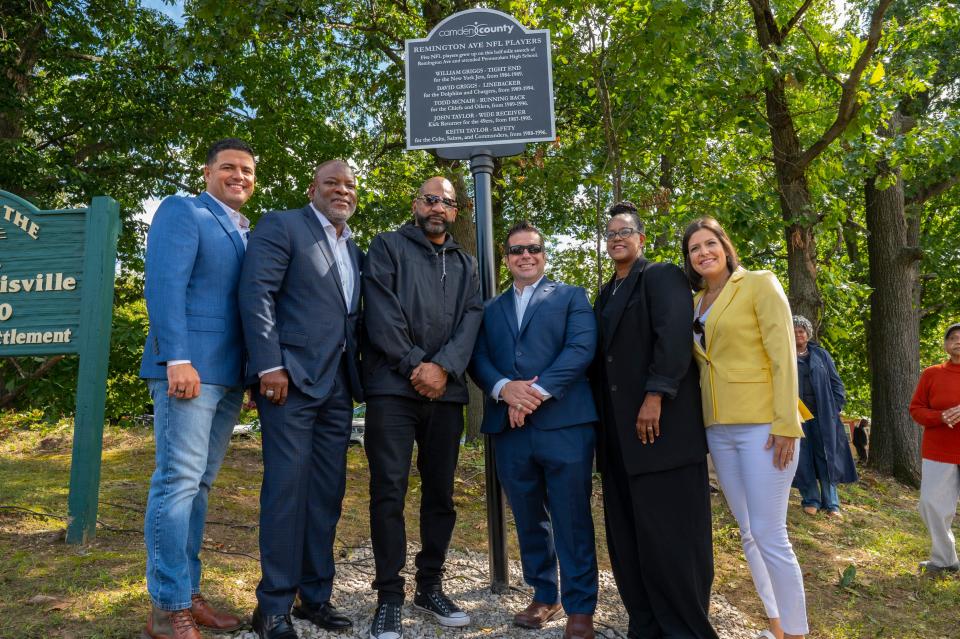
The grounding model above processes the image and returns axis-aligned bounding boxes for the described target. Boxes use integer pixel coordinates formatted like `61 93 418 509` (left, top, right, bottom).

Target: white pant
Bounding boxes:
919 458 960 568
707 424 809 635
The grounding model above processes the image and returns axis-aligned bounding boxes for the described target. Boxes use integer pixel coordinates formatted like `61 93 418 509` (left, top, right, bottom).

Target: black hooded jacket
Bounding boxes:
362 222 483 403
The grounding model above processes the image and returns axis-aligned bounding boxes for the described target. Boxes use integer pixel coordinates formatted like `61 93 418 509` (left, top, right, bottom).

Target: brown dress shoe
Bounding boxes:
141 606 202 639
563 613 595 639
513 601 563 629
190 593 244 631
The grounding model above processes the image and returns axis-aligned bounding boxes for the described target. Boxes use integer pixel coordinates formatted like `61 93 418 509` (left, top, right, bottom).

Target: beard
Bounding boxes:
415 211 450 235
324 207 354 226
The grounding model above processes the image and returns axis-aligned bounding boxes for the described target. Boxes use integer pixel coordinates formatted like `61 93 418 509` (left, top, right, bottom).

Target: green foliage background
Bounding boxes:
1 0 958 421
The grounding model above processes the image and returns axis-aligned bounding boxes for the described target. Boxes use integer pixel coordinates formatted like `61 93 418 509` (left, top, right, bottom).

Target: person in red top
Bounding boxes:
909 322 960 575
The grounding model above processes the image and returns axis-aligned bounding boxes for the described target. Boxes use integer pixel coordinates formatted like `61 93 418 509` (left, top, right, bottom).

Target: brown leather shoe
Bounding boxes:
190 593 244 631
141 606 202 639
563 613 595 639
513 601 563 629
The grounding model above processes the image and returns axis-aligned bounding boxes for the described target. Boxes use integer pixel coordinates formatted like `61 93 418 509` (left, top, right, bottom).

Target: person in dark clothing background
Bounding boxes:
791 315 857 518
362 176 483 639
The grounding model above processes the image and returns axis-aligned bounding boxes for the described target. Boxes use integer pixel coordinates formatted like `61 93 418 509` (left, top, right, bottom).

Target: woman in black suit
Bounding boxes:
591 202 718 639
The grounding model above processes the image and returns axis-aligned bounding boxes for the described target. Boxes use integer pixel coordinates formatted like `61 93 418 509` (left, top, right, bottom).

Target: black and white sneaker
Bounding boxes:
413 590 470 627
369 602 403 639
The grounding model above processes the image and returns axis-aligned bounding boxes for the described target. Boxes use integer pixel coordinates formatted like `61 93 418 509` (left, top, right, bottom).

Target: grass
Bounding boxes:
1 414 957 638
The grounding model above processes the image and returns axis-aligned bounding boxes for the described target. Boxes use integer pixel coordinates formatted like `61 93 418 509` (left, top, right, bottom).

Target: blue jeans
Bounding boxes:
145 380 243 610
796 417 840 512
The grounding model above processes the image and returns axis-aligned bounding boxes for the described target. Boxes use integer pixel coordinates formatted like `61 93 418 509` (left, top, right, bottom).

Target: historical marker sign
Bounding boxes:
0 190 120 544
406 8 555 151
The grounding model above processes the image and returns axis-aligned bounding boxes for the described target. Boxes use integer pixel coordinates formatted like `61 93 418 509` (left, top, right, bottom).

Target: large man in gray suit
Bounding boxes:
239 160 363 639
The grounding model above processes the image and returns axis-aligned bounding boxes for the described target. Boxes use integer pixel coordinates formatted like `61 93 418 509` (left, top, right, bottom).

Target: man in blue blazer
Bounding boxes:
239 160 363 639
470 221 599 639
140 138 255 638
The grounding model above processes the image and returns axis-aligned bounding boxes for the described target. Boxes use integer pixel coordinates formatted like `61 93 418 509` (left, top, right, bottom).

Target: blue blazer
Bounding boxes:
470 278 598 434
792 343 858 487
238 205 364 401
140 192 247 387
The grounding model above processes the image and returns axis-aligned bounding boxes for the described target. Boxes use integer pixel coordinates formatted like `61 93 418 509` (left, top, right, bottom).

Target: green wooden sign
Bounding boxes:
0 190 120 544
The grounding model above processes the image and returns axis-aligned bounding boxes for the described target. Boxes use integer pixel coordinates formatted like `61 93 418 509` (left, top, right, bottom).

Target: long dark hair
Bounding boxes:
681 217 740 290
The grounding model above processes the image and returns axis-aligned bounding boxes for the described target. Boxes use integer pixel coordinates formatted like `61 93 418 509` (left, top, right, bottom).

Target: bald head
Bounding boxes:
314 159 351 179
413 176 458 244
419 176 454 196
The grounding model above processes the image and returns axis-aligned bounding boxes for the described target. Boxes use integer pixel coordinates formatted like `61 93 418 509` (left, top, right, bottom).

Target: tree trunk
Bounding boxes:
595 184 604 296
864 113 922 486
652 153 673 251
763 74 823 327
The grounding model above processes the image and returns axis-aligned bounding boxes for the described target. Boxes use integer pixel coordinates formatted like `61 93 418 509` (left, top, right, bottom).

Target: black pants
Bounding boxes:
365 395 464 603
602 444 718 639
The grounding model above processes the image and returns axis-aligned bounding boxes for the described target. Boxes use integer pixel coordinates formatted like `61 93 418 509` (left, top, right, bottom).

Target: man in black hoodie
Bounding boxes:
363 176 483 639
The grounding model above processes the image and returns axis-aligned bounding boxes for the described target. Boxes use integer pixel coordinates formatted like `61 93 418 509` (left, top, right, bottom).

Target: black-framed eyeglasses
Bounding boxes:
507 244 544 256
416 194 458 210
604 227 640 241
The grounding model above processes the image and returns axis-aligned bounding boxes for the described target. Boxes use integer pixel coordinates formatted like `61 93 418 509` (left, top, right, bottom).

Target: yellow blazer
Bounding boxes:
693 268 807 438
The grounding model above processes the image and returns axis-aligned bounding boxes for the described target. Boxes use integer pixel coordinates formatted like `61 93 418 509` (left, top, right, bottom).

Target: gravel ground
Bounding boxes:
225 543 761 639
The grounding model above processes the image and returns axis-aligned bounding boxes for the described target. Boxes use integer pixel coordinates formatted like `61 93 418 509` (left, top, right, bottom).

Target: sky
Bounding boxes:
141 0 185 24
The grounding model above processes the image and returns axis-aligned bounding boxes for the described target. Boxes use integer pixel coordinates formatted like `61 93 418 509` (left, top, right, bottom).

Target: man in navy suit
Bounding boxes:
470 221 599 639
140 138 255 639
239 160 363 639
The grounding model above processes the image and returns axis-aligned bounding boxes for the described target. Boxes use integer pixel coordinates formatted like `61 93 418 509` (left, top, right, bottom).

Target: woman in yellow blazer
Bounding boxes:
682 217 808 639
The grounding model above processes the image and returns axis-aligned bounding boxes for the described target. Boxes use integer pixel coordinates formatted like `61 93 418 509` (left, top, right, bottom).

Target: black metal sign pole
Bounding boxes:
405 7 556 595
470 150 509 592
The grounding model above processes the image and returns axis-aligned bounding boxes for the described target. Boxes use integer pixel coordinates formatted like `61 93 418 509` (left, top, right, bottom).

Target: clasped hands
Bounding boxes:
942 404 960 428
501 377 545 428
411 362 447 400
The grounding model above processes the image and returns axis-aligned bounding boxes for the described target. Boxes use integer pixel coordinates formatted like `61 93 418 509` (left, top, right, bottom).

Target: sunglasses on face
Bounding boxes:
416 194 458 209
604 227 640 241
507 244 544 256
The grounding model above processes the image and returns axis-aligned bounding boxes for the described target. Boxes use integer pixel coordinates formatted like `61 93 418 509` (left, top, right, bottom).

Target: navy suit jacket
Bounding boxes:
239 205 363 401
140 192 246 387
470 278 598 434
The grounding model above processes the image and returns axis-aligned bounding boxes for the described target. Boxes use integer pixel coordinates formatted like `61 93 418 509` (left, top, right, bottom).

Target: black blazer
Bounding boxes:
591 258 708 475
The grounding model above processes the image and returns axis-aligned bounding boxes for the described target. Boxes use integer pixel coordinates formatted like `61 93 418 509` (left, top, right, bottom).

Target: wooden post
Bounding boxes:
66 196 120 543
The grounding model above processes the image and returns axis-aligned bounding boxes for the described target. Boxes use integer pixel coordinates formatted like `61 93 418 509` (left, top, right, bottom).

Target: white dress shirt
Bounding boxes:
309 203 355 309
208 192 251 246
492 276 552 402
167 192 250 369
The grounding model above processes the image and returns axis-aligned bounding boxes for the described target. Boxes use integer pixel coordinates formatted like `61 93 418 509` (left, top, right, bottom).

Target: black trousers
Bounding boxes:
365 395 464 603
255 367 353 614
602 443 718 639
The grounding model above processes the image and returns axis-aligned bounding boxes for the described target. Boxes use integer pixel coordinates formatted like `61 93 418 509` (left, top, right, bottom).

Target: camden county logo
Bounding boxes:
438 22 515 38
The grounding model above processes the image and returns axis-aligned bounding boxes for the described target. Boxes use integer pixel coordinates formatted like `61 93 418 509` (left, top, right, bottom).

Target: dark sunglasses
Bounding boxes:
507 244 544 256
417 194 458 209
